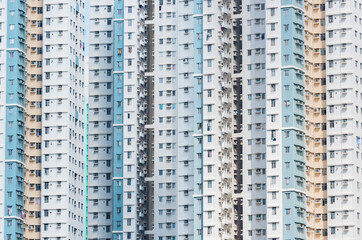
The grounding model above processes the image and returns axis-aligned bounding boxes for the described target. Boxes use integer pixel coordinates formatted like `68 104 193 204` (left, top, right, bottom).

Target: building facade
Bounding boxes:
88 0 149 239
87 1 114 239
243 0 307 239
88 0 241 239
24 0 43 238
0 0 5 235
242 1 268 238
148 0 239 239
112 0 148 239
304 1 328 239
326 0 362 239
3 1 362 240
41 0 86 239
0 0 27 239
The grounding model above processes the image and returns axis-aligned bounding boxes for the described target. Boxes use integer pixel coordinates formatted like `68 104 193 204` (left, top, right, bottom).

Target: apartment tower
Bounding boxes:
41 0 86 239
0 0 4 234
0 0 27 239
112 0 149 239
24 0 43 238
88 0 149 239
304 1 328 239
243 0 307 239
10 1 362 240
88 1 114 239
326 0 362 238
148 0 237 239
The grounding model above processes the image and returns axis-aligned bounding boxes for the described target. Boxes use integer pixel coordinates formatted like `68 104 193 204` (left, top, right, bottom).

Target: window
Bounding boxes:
286 208 291 215
272 192 276 199
271 38 275 46
285 177 290 185
285 193 290 199
270 8 275 16
271 99 276 107
271 23 275 31
271 161 276 168
272 207 276 215
284 55 289 62
207 59 212 67
272 223 277 231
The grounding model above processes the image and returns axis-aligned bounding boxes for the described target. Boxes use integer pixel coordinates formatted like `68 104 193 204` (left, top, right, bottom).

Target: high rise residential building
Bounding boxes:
0 0 5 235
232 0 243 238
242 1 362 240
41 0 86 239
4 1 362 240
88 0 242 239
88 1 114 239
1 0 87 239
24 0 43 239
88 0 149 239
243 0 307 239
326 0 362 239
304 1 328 239
150 0 237 239
242 0 268 237
0 0 27 239
112 1 149 240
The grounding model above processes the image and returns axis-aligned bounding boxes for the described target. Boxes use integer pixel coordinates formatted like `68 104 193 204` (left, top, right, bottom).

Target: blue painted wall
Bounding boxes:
113 0 125 239
4 0 26 239
193 1 203 238
281 3 306 240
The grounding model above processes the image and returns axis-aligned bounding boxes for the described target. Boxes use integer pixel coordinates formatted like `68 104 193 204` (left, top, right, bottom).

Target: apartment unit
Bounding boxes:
41 0 86 239
243 1 307 239
24 0 43 238
304 1 328 239
0 0 27 239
